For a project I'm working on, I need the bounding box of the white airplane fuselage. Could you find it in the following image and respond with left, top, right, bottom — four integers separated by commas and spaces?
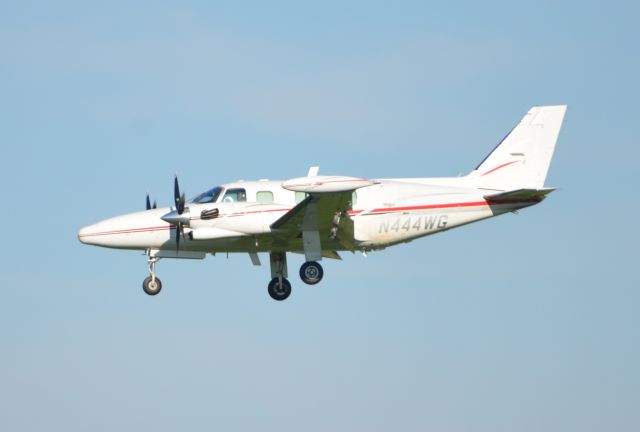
78, 178, 530, 253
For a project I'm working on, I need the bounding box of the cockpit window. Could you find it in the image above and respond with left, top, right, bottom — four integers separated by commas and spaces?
191, 186, 223, 204
222, 188, 247, 202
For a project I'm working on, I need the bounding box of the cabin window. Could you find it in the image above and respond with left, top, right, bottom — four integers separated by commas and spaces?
256, 191, 274, 204
222, 188, 247, 202
295, 191, 308, 204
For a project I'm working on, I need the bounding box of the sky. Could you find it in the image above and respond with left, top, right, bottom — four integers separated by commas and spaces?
1, 1, 639, 431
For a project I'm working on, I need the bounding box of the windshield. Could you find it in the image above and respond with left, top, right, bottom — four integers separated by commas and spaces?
191, 186, 224, 204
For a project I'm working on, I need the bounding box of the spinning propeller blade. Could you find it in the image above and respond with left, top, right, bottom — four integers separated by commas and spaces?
171, 175, 188, 249
176, 222, 187, 251
174, 176, 185, 214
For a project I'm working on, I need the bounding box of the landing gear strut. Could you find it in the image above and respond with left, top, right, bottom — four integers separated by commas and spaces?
143, 256, 162, 296
268, 252, 291, 301
300, 261, 323, 285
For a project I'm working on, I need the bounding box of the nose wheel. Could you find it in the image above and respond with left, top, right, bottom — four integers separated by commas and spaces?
300, 261, 323, 285
143, 256, 162, 296
143, 276, 162, 295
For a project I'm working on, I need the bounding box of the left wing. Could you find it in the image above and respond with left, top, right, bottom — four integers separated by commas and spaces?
270, 192, 354, 249
271, 175, 375, 257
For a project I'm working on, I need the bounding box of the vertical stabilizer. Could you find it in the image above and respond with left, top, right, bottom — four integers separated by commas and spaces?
468, 105, 567, 190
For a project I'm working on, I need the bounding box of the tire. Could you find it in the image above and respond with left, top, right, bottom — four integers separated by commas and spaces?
268, 277, 292, 301
299, 261, 324, 285
142, 276, 162, 296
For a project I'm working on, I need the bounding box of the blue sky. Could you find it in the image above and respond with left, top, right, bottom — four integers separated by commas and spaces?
1, 1, 639, 431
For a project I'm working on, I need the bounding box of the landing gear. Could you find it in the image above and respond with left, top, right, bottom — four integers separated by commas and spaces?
265, 253, 326, 300
268, 252, 291, 301
143, 276, 162, 295
300, 261, 323, 285
143, 255, 162, 296
268, 277, 291, 301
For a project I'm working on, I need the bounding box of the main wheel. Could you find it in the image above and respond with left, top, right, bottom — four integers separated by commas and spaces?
142, 276, 162, 296
268, 277, 292, 301
299, 261, 324, 285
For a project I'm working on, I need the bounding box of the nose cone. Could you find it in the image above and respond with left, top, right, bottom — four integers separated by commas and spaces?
78, 222, 107, 245
78, 225, 93, 244
161, 209, 190, 226
78, 208, 171, 249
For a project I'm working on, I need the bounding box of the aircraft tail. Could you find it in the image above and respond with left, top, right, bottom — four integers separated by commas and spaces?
467, 105, 567, 191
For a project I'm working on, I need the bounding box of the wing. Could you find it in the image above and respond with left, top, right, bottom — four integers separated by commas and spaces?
270, 191, 356, 252
271, 174, 376, 258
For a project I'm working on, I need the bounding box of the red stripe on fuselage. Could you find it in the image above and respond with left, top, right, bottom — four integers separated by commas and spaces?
367, 201, 488, 214
79, 225, 173, 237
80, 208, 292, 237
80, 199, 532, 237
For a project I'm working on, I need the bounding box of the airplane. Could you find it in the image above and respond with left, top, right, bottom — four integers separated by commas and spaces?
78, 105, 567, 301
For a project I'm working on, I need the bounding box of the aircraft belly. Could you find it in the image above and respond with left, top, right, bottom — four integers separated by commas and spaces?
166, 235, 347, 254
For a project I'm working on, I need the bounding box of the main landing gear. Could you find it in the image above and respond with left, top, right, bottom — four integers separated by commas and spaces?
268, 252, 290, 301
143, 256, 162, 296
268, 277, 292, 301
300, 261, 324, 285
267, 252, 324, 301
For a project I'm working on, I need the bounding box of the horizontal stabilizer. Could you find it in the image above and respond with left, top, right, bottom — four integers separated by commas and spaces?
484, 188, 555, 205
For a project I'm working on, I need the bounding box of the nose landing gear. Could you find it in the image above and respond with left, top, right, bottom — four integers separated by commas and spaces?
142, 256, 162, 296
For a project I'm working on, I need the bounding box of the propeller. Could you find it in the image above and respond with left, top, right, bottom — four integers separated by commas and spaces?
174, 176, 186, 250
145, 194, 157, 210
174, 176, 186, 215
161, 176, 190, 250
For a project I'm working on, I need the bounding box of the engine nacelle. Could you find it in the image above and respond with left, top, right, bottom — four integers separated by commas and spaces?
189, 227, 246, 241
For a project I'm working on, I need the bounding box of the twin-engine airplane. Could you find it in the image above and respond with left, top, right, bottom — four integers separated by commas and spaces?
79, 105, 567, 301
